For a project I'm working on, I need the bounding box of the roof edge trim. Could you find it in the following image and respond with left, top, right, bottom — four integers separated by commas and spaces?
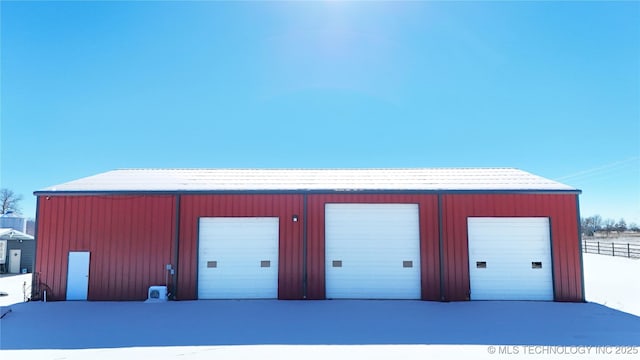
34, 189, 582, 196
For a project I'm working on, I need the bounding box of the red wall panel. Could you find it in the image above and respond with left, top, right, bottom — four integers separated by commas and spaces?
305, 194, 440, 300
177, 194, 304, 300
440, 193, 582, 302
35, 195, 176, 300
35, 192, 581, 303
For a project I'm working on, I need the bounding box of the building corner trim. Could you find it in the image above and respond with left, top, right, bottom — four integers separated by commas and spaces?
31, 196, 41, 300
576, 195, 586, 302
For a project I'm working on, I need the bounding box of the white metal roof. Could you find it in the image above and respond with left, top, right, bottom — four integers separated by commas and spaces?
0, 228, 34, 241
36, 168, 578, 193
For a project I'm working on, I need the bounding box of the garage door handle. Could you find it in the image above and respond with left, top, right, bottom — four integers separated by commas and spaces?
476, 261, 487, 268
332, 260, 342, 268
403, 261, 413, 268
532, 261, 542, 269
261, 260, 271, 268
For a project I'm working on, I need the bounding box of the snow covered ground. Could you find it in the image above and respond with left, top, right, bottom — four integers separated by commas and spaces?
0, 254, 638, 359
0, 273, 31, 308
583, 253, 640, 316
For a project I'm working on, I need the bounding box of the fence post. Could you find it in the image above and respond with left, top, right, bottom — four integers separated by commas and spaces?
629, 243, 631, 258
597, 241, 600, 254
612, 243, 615, 257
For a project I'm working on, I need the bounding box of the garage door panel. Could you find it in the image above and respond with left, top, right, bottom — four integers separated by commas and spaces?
468, 217, 553, 300
325, 204, 421, 299
198, 217, 279, 299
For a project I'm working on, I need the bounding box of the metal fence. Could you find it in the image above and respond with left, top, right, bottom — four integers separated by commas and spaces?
582, 239, 640, 259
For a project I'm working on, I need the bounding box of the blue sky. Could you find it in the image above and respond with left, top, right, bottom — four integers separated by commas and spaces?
1, 1, 638, 223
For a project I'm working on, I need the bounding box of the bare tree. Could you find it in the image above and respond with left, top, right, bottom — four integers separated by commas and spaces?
581, 215, 604, 236
603, 218, 616, 237
0, 188, 23, 215
581, 217, 594, 236
615, 218, 627, 233
591, 215, 603, 231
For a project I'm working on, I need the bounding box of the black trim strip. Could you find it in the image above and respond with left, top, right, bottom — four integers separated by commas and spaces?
437, 193, 446, 301
548, 217, 556, 301
576, 195, 586, 302
31, 196, 40, 299
195, 217, 201, 299
34, 189, 582, 196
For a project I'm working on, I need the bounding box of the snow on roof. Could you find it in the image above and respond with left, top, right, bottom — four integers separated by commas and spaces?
0, 228, 34, 241
35, 168, 578, 194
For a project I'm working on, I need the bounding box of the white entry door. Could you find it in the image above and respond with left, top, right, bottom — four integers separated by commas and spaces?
198, 217, 279, 299
66, 251, 90, 300
8, 249, 21, 274
325, 203, 421, 299
468, 217, 553, 300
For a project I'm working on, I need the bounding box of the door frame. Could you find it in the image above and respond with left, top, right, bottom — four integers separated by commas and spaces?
467, 217, 554, 300
66, 251, 91, 300
8, 249, 21, 274
324, 203, 422, 299
197, 217, 280, 299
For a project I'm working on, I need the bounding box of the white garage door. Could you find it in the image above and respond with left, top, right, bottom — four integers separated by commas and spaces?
325, 203, 421, 299
468, 217, 553, 300
198, 217, 279, 299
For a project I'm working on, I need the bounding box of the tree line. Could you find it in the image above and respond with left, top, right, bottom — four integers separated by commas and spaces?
581, 215, 639, 237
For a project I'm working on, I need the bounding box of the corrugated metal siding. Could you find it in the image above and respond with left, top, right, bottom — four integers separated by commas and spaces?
306, 194, 440, 300
34, 192, 581, 302
177, 194, 304, 300
440, 194, 582, 302
35, 195, 175, 300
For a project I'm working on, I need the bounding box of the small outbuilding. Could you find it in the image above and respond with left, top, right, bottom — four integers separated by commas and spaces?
33, 168, 584, 302
0, 228, 35, 274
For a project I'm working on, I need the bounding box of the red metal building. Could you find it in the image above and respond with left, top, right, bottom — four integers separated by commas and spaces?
33, 169, 583, 302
